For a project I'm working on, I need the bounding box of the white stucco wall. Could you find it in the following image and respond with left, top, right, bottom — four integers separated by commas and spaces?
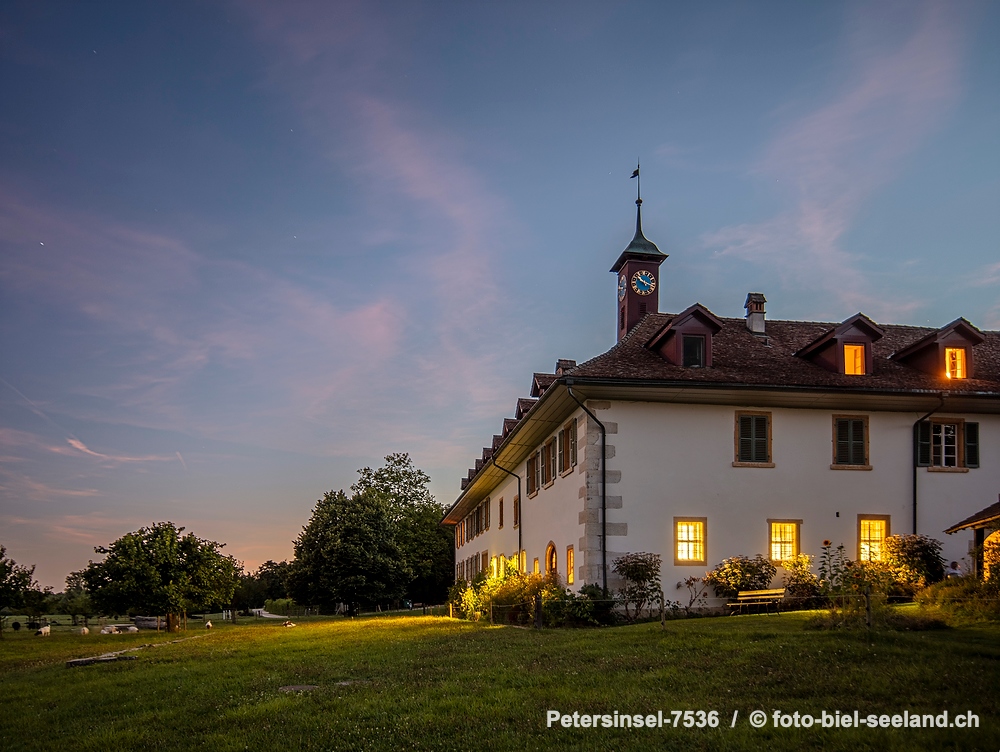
454, 399, 998, 604
603, 401, 997, 598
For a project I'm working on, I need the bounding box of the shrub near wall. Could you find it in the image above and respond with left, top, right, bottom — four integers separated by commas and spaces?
704, 555, 776, 599
916, 577, 1000, 624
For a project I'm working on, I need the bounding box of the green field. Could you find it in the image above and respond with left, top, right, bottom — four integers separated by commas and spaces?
1, 610, 998, 751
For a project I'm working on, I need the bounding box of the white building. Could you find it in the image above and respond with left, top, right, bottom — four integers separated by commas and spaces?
443, 196, 1000, 600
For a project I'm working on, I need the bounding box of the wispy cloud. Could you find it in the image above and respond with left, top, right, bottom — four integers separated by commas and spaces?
702, 2, 965, 320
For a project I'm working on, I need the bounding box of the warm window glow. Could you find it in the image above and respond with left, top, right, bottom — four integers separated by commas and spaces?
945, 348, 966, 379
490, 556, 498, 578
520, 550, 526, 573
770, 522, 797, 561
676, 521, 705, 562
859, 519, 887, 561
533, 557, 540, 574
566, 547, 575, 584
545, 544, 557, 574
844, 344, 865, 375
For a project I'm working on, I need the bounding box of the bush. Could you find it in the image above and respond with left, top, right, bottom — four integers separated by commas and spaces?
817, 542, 895, 627
704, 555, 776, 599
780, 553, 819, 607
263, 598, 297, 616
448, 560, 617, 627
883, 534, 945, 595
612, 552, 662, 621
916, 576, 1000, 624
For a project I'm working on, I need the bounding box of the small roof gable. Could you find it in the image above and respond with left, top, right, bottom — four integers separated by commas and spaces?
502, 417, 519, 436
795, 313, 885, 359
531, 373, 557, 398
944, 497, 1000, 534
646, 303, 723, 351
891, 317, 985, 362
515, 398, 537, 419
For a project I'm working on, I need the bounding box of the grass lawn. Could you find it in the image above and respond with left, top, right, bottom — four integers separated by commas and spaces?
1, 609, 998, 751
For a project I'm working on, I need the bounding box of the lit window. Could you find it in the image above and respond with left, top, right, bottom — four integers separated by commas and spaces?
545, 543, 557, 574
533, 557, 540, 574
858, 516, 889, 561
683, 335, 705, 367
735, 412, 771, 465
674, 518, 707, 565
769, 520, 800, 561
945, 347, 966, 379
490, 556, 498, 578
844, 344, 865, 375
520, 550, 526, 573
833, 416, 868, 467
566, 546, 575, 584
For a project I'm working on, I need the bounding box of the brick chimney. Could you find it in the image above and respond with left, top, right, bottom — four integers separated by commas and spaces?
744, 293, 766, 335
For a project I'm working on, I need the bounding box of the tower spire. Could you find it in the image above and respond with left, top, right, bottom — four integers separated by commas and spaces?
612, 161, 668, 341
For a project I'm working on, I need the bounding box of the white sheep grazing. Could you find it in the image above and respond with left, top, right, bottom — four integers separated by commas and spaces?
35, 625, 51, 637
100, 625, 120, 635
126, 625, 139, 633
205, 620, 212, 630
79, 627, 89, 635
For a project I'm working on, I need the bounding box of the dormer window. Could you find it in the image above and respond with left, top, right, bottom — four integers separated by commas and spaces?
683, 335, 705, 367
794, 313, 883, 376
844, 344, 866, 375
647, 304, 723, 368
945, 347, 966, 379
891, 318, 983, 379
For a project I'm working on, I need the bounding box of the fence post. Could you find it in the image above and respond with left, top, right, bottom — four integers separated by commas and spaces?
449, 603, 453, 619
659, 589, 666, 629
534, 593, 543, 630
864, 586, 872, 629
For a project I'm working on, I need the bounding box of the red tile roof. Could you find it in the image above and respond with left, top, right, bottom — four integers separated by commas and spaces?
569, 314, 1000, 393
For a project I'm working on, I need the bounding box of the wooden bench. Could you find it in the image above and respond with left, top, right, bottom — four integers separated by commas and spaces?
728, 588, 786, 616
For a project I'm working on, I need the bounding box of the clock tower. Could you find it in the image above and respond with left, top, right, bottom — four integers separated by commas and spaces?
610, 178, 667, 341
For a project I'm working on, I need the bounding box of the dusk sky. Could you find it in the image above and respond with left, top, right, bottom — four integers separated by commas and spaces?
2, 1, 998, 589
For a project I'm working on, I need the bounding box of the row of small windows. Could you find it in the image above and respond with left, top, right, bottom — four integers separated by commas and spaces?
735, 412, 980, 469
673, 516, 891, 566
456, 545, 575, 585
527, 418, 578, 496
456, 496, 523, 549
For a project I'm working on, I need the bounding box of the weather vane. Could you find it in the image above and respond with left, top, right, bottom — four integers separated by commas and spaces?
630, 160, 641, 205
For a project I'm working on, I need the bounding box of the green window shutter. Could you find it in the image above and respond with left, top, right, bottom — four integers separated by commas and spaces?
915, 422, 931, 467
835, 419, 850, 464
739, 415, 769, 462
850, 419, 866, 465
739, 415, 753, 462
569, 419, 577, 466
964, 422, 980, 468
753, 415, 769, 463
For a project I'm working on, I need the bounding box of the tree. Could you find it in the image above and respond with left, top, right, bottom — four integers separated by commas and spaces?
0, 545, 37, 638
83, 522, 241, 632
58, 570, 95, 627
353, 453, 455, 604
287, 490, 408, 615
231, 560, 292, 613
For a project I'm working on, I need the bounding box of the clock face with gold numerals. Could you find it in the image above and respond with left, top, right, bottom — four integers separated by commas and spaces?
631, 269, 656, 296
